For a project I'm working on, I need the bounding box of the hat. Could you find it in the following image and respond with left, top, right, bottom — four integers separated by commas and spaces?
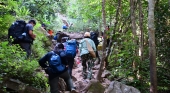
84, 32, 90, 37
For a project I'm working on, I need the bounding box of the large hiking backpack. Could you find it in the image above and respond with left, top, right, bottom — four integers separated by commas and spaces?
90, 32, 99, 46
49, 51, 65, 73
8, 20, 27, 44
65, 39, 77, 58
54, 31, 69, 42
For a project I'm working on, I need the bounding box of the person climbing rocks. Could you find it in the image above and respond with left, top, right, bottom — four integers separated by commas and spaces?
79, 32, 96, 80
61, 37, 78, 78
90, 30, 101, 64
53, 31, 69, 43
38, 43, 77, 93
19, 19, 36, 58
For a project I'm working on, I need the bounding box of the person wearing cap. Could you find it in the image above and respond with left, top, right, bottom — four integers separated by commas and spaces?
79, 32, 96, 79
38, 43, 77, 93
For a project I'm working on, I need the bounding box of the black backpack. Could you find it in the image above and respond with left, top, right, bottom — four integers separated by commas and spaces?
55, 31, 69, 42
8, 20, 27, 44
90, 32, 99, 46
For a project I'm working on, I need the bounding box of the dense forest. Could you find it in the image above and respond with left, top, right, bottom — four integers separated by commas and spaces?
0, 0, 170, 93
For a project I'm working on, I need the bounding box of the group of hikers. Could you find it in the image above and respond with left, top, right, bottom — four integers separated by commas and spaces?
8, 20, 101, 93
39, 30, 100, 93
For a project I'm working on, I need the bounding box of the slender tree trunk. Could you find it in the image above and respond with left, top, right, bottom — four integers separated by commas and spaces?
107, 0, 121, 57
130, 0, 137, 36
130, 0, 139, 77
130, 0, 138, 77
139, 0, 144, 62
148, 0, 157, 93
96, 0, 106, 81
138, 0, 144, 81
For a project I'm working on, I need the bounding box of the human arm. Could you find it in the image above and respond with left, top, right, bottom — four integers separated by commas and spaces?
29, 30, 36, 40
27, 24, 36, 39
38, 53, 50, 68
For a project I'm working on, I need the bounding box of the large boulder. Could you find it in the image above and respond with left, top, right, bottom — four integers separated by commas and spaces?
105, 81, 140, 93
87, 81, 105, 93
64, 32, 84, 39
0, 79, 42, 93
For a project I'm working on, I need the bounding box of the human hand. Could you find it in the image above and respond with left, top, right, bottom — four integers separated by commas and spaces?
43, 67, 49, 74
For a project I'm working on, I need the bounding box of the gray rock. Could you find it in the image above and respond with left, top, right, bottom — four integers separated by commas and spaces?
101, 70, 111, 78
105, 81, 140, 93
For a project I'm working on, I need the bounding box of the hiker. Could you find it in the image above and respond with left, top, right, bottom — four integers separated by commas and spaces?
62, 37, 78, 77
19, 19, 36, 58
61, 37, 70, 49
41, 23, 47, 30
53, 31, 69, 43
38, 43, 77, 93
90, 30, 101, 63
106, 25, 110, 47
47, 29, 54, 41
48, 29, 54, 36
63, 25, 68, 30
79, 32, 96, 79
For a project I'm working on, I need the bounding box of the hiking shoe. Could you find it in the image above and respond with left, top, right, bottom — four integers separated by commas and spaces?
83, 74, 87, 79
83, 76, 87, 79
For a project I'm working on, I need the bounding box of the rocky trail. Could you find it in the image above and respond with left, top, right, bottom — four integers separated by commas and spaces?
60, 52, 141, 93
0, 13, 141, 93
44, 13, 141, 92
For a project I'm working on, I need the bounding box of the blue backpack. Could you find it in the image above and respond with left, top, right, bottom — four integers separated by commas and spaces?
49, 51, 65, 73
65, 40, 77, 58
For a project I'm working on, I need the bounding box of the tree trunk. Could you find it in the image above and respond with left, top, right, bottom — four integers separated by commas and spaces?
148, 0, 157, 93
96, 0, 106, 81
138, 0, 144, 63
107, 0, 121, 60
138, 0, 144, 83
130, 0, 138, 77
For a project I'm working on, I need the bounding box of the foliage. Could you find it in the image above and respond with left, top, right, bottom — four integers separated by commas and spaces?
155, 0, 170, 90
106, 0, 170, 92
18, 0, 66, 30
0, 0, 170, 92
65, 0, 102, 32
0, 0, 16, 39
0, 42, 48, 90
0, 0, 52, 91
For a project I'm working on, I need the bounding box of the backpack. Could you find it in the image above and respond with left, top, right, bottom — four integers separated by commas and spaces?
65, 39, 77, 58
61, 37, 69, 43
8, 20, 27, 44
63, 25, 68, 29
49, 51, 65, 73
55, 31, 69, 42
90, 32, 99, 46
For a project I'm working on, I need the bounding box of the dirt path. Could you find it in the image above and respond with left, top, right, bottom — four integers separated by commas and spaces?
70, 53, 111, 93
